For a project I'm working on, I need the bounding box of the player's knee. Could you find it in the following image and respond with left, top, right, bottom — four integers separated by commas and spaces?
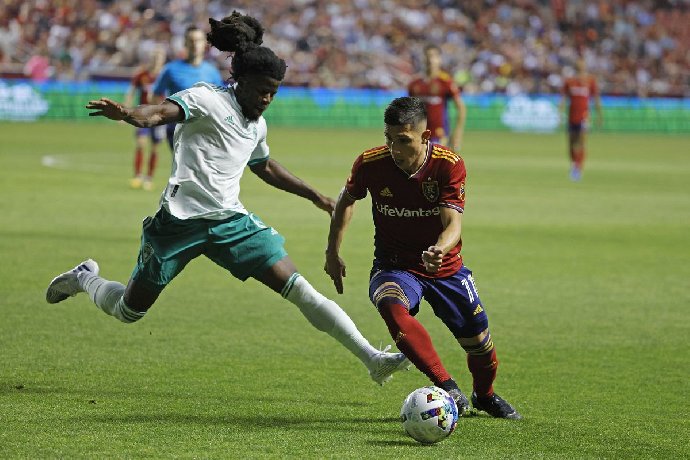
113, 297, 147, 324
372, 282, 410, 313
124, 282, 159, 312
458, 328, 494, 356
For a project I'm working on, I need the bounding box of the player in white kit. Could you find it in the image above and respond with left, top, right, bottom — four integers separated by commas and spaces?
46, 11, 409, 385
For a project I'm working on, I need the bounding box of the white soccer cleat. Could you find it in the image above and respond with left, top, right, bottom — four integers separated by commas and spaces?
45, 259, 99, 304
368, 345, 412, 386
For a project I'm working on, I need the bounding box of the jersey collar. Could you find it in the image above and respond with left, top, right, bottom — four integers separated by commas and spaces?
228, 83, 241, 112
409, 142, 431, 179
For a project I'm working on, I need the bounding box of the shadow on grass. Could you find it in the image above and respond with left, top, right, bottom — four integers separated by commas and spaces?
367, 439, 422, 447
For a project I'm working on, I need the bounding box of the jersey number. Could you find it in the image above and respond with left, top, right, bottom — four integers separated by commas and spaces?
461, 275, 479, 302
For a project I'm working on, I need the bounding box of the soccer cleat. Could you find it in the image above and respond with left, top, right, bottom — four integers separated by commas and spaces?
448, 388, 471, 416
45, 259, 99, 304
368, 345, 411, 385
130, 177, 143, 189
569, 166, 582, 182
471, 392, 522, 419
142, 179, 154, 191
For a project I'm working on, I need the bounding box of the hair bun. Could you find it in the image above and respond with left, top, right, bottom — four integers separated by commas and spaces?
207, 12, 263, 54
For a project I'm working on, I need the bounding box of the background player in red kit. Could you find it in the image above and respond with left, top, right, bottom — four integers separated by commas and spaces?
124, 47, 166, 190
408, 44, 466, 152
560, 59, 603, 181
324, 96, 521, 419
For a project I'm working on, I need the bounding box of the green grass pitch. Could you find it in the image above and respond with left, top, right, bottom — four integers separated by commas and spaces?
1, 121, 688, 458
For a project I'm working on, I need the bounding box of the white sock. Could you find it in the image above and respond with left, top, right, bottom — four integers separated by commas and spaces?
77, 273, 145, 323
282, 273, 379, 366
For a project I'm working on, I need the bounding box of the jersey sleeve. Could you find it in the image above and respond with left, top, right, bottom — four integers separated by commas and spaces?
166, 83, 213, 121
448, 79, 461, 97
440, 73, 460, 97
248, 119, 269, 165
344, 154, 367, 200
438, 158, 466, 213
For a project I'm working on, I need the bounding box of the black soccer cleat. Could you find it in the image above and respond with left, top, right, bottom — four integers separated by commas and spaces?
471, 392, 522, 419
447, 388, 471, 416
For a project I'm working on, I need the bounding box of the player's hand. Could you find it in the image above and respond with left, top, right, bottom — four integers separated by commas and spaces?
313, 194, 336, 215
422, 246, 443, 273
324, 252, 346, 294
86, 98, 128, 121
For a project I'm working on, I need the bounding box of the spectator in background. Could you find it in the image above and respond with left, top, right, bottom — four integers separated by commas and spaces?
124, 46, 166, 191
0, 7, 20, 64
1, 0, 687, 98
151, 25, 223, 152
560, 58, 603, 181
23, 42, 52, 82
408, 44, 466, 152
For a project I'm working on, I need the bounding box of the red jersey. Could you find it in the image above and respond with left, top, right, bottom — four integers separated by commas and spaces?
563, 76, 598, 124
408, 72, 461, 141
131, 69, 156, 105
345, 143, 466, 278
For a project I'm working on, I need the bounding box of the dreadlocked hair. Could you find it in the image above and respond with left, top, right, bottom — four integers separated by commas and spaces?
207, 11, 286, 81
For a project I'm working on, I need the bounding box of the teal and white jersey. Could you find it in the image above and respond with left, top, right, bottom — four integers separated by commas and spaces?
162, 82, 269, 220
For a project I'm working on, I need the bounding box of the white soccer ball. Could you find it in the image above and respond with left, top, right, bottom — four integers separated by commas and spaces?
400, 386, 459, 444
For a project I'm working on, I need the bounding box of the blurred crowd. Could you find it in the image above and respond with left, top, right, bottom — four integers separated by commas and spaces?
1, 0, 688, 96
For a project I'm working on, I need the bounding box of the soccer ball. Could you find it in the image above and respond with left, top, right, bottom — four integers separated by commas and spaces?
400, 386, 459, 444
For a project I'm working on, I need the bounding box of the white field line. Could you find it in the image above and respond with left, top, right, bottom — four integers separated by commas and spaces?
41, 154, 111, 173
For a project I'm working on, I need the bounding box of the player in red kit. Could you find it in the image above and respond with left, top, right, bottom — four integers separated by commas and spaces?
325, 97, 521, 419
408, 45, 466, 152
560, 59, 603, 181
124, 47, 166, 190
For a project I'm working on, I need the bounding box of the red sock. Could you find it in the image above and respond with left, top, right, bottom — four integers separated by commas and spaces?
147, 150, 158, 178
574, 147, 585, 170
378, 301, 451, 385
467, 348, 498, 399
134, 148, 143, 176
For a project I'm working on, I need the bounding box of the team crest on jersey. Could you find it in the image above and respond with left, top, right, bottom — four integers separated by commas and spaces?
422, 179, 439, 202
141, 242, 154, 265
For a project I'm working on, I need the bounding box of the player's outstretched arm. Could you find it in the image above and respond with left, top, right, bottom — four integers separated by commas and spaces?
324, 188, 357, 294
249, 159, 335, 214
85, 98, 183, 128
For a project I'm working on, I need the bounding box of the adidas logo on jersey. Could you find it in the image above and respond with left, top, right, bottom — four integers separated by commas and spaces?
380, 187, 393, 197
225, 115, 258, 139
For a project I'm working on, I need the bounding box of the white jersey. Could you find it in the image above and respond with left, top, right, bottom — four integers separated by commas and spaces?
162, 82, 269, 220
